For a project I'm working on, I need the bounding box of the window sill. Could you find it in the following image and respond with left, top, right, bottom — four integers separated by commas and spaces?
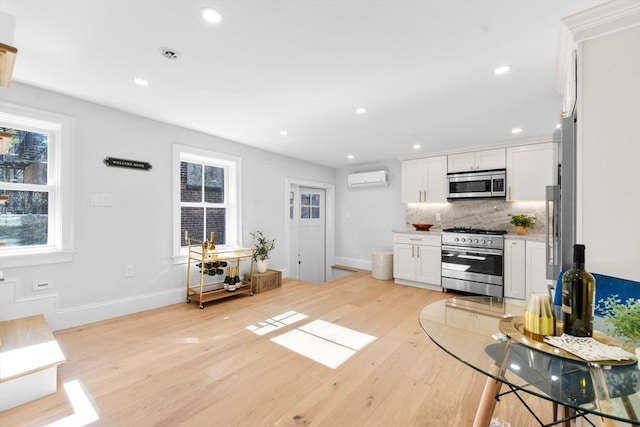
0, 248, 76, 268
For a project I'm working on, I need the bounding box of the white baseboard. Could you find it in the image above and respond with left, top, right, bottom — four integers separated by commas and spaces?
0, 278, 184, 331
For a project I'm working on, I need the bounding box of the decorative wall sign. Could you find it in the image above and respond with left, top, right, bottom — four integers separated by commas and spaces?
104, 157, 152, 171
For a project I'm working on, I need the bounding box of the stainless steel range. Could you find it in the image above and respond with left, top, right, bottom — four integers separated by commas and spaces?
441, 227, 506, 298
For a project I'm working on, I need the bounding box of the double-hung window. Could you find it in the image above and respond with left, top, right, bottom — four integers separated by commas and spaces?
172, 145, 240, 260
0, 102, 75, 267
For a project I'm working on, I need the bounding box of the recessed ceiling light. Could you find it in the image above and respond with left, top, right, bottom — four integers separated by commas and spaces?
556, 123, 561, 129
355, 107, 367, 115
279, 130, 288, 136
413, 144, 421, 150
511, 127, 523, 134
494, 65, 511, 75
347, 155, 355, 160
201, 7, 223, 24
133, 78, 149, 87
159, 47, 180, 60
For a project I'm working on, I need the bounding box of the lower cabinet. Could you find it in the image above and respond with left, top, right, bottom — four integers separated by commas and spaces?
393, 233, 441, 289
504, 238, 551, 300
504, 239, 527, 299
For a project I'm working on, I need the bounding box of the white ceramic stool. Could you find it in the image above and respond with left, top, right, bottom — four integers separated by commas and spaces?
371, 251, 393, 280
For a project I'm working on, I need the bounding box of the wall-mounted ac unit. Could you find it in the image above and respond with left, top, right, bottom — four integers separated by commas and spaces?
347, 170, 388, 188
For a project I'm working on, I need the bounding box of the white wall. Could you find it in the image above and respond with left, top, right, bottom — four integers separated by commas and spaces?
578, 25, 640, 281
0, 82, 335, 330
334, 160, 405, 269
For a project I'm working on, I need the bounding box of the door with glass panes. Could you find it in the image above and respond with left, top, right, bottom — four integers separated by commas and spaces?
298, 187, 326, 283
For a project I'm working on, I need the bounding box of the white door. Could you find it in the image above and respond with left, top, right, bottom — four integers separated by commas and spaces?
298, 187, 326, 283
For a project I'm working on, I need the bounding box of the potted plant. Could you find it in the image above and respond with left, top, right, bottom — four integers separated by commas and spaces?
598, 295, 640, 354
250, 230, 275, 273
509, 214, 536, 235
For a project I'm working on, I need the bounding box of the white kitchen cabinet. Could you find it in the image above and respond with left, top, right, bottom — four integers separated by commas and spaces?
504, 238, 551, 300
448, 148, 505, 173
401, 156, 447, 203
503, 239, 526, 299
393, 233, 441, 289
506, 143, 556, 201
525, 240, 549, 295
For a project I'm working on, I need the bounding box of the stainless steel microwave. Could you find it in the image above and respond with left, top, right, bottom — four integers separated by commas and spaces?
447, 169, 506, 199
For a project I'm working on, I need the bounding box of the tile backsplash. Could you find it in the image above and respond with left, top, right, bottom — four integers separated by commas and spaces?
405, 199, 546, 235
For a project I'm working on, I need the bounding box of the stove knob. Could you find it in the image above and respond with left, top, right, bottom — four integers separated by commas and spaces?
474, 239, 479, 244
481, 239, 486, 244
454, 237, 459, 242
488, 240, 493, 245
461, 238, 466, 242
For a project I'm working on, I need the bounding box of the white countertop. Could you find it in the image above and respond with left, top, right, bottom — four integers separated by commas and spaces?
393, 229, 442, 235
504, 233, 546, 242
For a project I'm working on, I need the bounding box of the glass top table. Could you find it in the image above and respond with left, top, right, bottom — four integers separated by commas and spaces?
419, 296, 639, 427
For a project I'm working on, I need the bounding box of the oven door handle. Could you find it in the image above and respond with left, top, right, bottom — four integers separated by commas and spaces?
441, 245, 503, 256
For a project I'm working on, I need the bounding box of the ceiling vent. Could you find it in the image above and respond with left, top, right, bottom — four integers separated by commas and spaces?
347, 170, 388, 188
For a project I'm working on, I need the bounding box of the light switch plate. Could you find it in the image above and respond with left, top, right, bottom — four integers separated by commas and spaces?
91, 194, 112, 206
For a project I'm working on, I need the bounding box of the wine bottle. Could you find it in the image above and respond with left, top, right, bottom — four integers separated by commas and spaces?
561, 244, 596, 337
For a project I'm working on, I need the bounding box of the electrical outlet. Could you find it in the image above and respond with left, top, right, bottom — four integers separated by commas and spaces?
435, 212, 441, 221
33, 280, 53, 291
124, 265, 134, 278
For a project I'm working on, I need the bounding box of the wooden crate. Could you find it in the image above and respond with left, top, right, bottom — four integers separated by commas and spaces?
244, 269, 282, 294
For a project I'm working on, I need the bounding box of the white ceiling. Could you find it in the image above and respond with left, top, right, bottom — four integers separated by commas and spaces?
1, 0, 602, 169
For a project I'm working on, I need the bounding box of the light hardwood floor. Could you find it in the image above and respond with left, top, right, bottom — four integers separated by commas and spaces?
0, 272, 553, 426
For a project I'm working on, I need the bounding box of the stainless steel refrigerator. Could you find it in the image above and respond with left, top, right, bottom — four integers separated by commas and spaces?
546, 116, 577, 281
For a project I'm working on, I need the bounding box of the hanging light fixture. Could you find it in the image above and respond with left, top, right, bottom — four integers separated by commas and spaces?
0, 43, 17, 87
0, 131, 12, 155
0, 11, 18, 88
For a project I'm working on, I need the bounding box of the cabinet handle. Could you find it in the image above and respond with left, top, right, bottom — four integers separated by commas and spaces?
412, 245, 415, 257
508, 186, 511, 200
418, 190, 422, 202
416, 246, 420, 258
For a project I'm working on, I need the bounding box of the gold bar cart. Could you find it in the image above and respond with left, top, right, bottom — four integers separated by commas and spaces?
185, 237, 255, 309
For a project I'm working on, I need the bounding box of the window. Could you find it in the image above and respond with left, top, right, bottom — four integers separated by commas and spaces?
173, 145, 240, 261
0, 102, 75, 267
301, 191, 321, 219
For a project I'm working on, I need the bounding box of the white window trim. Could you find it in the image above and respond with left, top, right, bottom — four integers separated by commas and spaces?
0, 102, 76, 268
172, 144, 242, 264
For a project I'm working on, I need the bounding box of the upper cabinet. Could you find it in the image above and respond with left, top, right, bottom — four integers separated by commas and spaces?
506, 143, 556, 201
401, 156, 447, 203
447, 148, 505, 173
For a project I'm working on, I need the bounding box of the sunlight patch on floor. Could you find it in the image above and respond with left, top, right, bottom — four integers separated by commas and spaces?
45, 380, 99, 427
246, 310, 309, 336
271, 319, 376, 369
0, 340, 65, 380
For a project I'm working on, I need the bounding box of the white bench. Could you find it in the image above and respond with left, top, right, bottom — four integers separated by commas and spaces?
0, 315, 66, 411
